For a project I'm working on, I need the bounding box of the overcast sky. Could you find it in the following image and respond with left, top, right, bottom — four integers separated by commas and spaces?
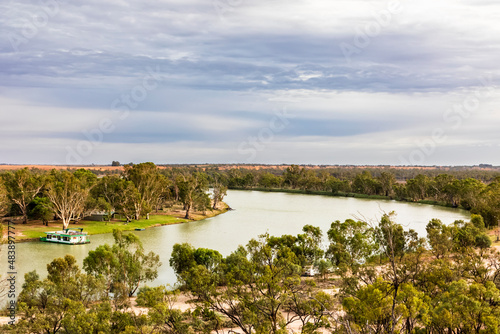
1, 0, 499, 165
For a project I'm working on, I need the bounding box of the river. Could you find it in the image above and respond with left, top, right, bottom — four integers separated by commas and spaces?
1, 190, 470, 293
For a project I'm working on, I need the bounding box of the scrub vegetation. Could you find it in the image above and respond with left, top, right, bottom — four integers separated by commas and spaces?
2, 213, 500, 333
2, 163, 500, 332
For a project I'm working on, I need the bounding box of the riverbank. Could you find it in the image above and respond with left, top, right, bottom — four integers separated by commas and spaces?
230, 187, 459, 209
230, 187, 500, 245
1, 203, 230, 242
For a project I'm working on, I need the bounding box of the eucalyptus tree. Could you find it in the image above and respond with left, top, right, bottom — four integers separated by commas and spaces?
352, 171, 381, 195
92, 175, 145, 222
427, 280, 500, 333
265, 225, 323, 269
124, 162, 169, 219
177, 171, 210, 219
342, 278, 430, 333
425, 218, 454, 259
325, 175, 350, 194
297, 224, 324, 266
378, 171, 396, 197
337, 213, 428, 334
28, 196, 53, 226
475, 176, 500, 228
430, 173, 456, 202
91, 175, 121, 212
456, 177, 486, 209
181, 235, 302, 333
170, 233, 336, 334
0, 179, 9, 217
226, 168, 255, 188
2, 168, 44, 223
405, 174, 431, 201
210, 172, 228, 210
374, 213, 427, 334
326, 219, 377, 278
16, 255, 107, 334
299, 169, 323, 191
45, 169, 97, 229
258, 172, 283, 189
84, 229, 161, 297
283, 164, 303, 189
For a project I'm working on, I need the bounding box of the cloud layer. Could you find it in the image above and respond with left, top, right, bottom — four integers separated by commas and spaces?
1, 0, 499, 165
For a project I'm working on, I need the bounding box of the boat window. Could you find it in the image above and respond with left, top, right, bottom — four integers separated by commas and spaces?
57, 236, 61, 240
47, 235, 51, 239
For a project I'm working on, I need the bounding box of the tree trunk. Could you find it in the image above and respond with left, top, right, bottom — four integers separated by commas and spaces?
184, 204, 191, 219
62, 218, 70, 230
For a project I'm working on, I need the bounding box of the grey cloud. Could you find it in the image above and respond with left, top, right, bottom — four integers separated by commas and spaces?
2, 0, 500, 164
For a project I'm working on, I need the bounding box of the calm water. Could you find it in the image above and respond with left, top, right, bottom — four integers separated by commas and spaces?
1, 190, 470, 294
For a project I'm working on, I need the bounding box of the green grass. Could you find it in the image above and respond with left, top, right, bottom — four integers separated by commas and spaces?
8, 203, 230, 242
20, 226, 59, 239
77, 215, 188, 235
13, 215, 189, 241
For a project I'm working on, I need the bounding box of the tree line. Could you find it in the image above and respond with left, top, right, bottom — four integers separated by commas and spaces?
2, 163, 500, 229
3, 213, 499, 333
220, 165, 500, 228
0, 163, 228, 229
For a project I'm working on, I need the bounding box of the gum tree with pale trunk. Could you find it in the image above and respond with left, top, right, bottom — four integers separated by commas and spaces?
46, 169, 96, 230
124, 162, 167, 219
2, 168, 43, 224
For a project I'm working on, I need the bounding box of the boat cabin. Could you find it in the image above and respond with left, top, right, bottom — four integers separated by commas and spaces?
40, 228, 90, 245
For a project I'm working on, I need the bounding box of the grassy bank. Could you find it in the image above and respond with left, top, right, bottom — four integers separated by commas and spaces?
4, 203, 230, 242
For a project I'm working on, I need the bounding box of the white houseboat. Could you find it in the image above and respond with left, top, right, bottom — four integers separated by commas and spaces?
40, 228, 90, 245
